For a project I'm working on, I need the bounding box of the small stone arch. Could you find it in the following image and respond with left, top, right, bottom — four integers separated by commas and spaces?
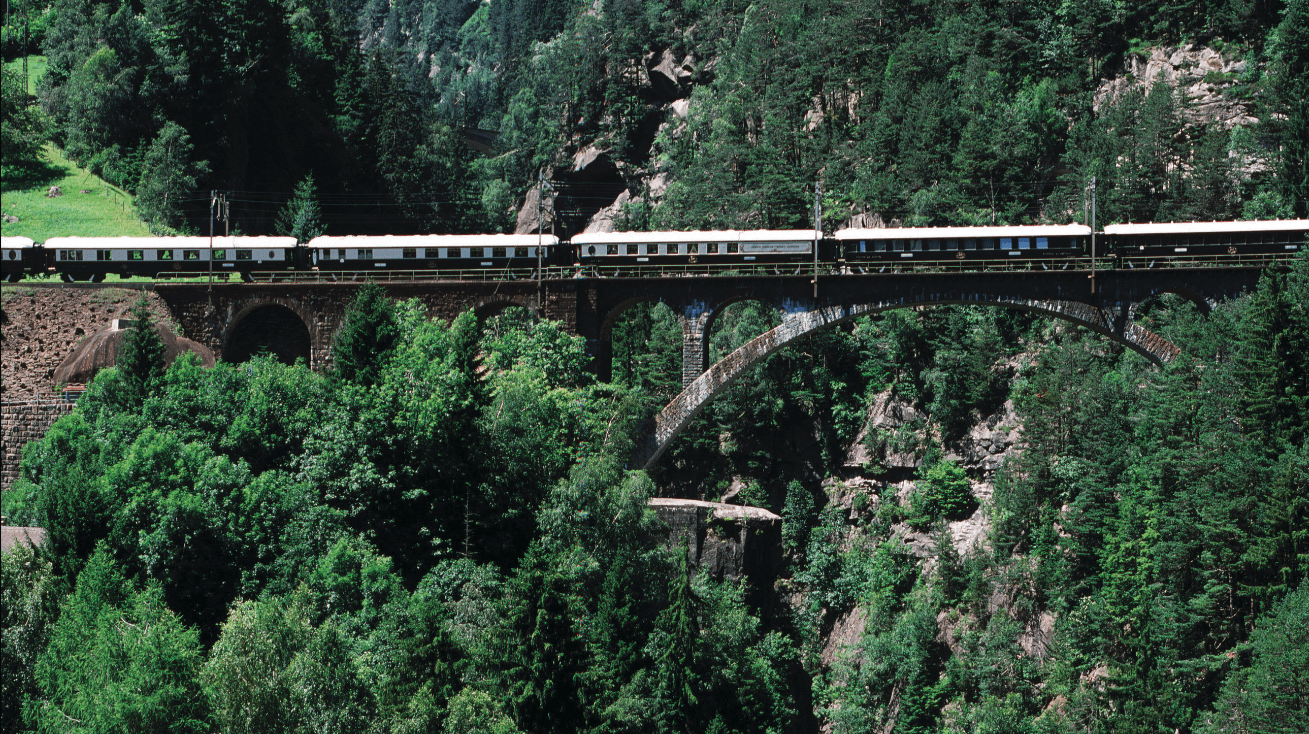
635, 294, 1181, 470
222, 300, 315, 367
473, 298, 539, 327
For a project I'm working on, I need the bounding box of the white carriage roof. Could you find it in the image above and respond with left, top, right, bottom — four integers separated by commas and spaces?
307, 234, 560, 247
835, 224, 1092, 240
43, 236, 298, 248
1103, 220, 1309, 235
571, 230, 817, 244
1, 237, 36, 249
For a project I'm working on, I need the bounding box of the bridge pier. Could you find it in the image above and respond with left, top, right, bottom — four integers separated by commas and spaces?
680, 304, 713, 387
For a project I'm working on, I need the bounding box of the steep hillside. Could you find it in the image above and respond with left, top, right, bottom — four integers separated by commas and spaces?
8, 0, 1305, 235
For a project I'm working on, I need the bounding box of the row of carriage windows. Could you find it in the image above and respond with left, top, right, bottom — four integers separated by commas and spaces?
587, 243, 738, 256
855, 237, 1065, 253
58, 249, 274, 261
321, 247, 536, 259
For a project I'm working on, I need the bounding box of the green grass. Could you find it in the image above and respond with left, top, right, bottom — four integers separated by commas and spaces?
1, 144, 152, 243
3, 54, 46, 95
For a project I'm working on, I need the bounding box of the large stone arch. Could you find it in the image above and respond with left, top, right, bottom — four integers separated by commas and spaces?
595, 296, 673, 383
473, 297, 539, 325
636, 293, 1181, 470
222, 298, 317, 367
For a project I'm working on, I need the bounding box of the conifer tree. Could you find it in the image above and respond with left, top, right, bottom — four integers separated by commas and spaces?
331, 282, 399, 387
116, 294, 166, 407
276, 173, 326, 243
656, 550, 698, 732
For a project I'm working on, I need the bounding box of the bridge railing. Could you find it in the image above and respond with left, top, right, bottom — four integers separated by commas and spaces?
234, 252, 1297, 283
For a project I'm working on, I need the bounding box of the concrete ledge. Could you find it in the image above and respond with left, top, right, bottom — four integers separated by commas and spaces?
648, 497, 781, 522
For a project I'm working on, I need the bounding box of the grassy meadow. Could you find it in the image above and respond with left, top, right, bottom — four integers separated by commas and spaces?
1, 144, 152, 243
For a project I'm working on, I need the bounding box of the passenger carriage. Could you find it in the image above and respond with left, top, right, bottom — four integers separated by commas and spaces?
41, 236, 298, 281
573, 230, 819, 267
1104, 220, 1308, 260
305, 234, 561, 272
1, 237, 40, 282
836, 224, 1092, 262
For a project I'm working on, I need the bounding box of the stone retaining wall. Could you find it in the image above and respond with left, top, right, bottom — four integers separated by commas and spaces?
1, 401, 75, 492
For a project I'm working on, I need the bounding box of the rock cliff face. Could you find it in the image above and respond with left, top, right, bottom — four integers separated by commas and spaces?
1095, 45, 1257, 129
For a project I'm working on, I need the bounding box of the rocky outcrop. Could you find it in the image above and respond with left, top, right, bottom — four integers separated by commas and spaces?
650, 498, 783, 607
846, 390, 929, 469
1095, 44, 1257, 129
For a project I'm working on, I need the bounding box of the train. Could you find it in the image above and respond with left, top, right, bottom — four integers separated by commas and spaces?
2, 220, 1305, 282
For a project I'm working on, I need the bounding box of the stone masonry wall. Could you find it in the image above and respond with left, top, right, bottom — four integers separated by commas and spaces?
2, 402, 76, 492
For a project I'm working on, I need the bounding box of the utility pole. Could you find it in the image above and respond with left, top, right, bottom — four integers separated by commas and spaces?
1088, 176, 1097, 295
537, 171, 552, 303
813, 183, 821, 297
208, 190, 216, 292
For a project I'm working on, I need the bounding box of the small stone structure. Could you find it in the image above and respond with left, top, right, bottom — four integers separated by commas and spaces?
1, 401, 75, 491
649, 498, 782, 598
1, 523, 47, 553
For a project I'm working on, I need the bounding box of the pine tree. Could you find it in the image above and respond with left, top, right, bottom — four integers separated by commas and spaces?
116, 294, 166, 407
276, 173, 326, 243
331, 282, 399, 387
656, 550, 698, 732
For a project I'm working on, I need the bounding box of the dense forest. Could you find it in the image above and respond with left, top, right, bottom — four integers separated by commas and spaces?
3, 0, 1307, 235
3, 0, 1309, 732
3, 252, 1308, 732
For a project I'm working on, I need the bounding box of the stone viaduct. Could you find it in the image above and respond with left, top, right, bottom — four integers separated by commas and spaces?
150, 265, 1266, 468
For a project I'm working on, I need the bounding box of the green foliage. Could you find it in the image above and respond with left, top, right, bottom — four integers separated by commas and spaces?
907, 459, 975, 530
1, 543, 64, 734
134, 122, 208, 233
115, 295, 166, 407
331, 282, 400, 387
1, 64, 47, 177
782, 479, 815, 551
443, 688, 522, 734
1203, 581, 1309, 733
276, 172, 326, 243
32, 547, 210, 732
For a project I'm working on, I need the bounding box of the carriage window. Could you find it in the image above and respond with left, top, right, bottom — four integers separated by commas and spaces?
425, 248, 439, 258
1018, 238, 1030, 250
588, 246, 597, 256
213, 250, 225, 260
98, 250, 113, 260
707, 243, 719, 253
268, 251, 277, 259
403, 248, 417, 258
875, 241, 887, 252
607, 245, 618, 255
963, 239, 977, 250
492, 247, 506, 258
626, 244, 638, 255
646, 244, 658, 255
184, 250, 200, 260
515, 247, 529, 257
128, 250, 144, 260
469, 247, 483, 258
688, 243, 699, 254
157, 250, 173, 260
927, 240, 940, 251
336, 249, 345, 259
980, 239, 995, 250
6, 250, 14, 260
911, 240, 923, 251
668, 243, 679, 255
237, 250, 253, 260
999, 238, 1013, 250
727, 243, 739, 253
1036, 237, 1048, 249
